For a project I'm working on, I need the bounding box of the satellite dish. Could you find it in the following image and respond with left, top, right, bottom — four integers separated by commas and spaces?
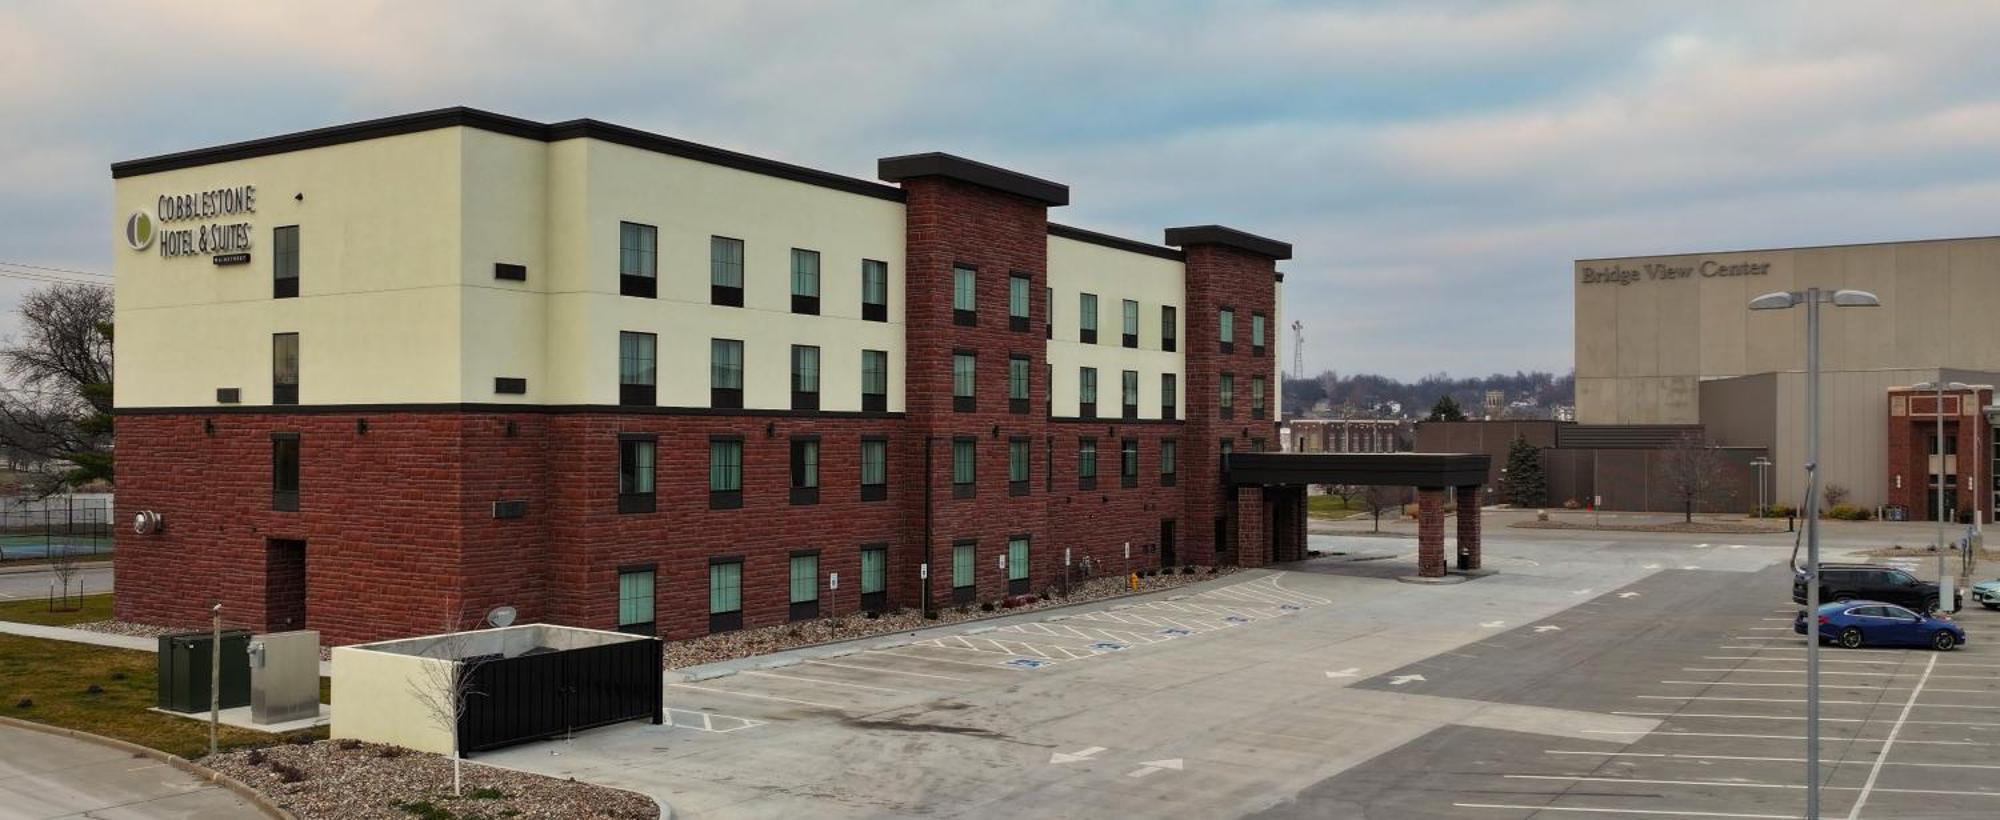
487, 606, 517, 628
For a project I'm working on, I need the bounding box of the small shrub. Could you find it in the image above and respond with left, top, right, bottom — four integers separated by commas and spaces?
269, 761, 307, 783
334, 738, 361, 751
923, 609, 940, 620
1827, 504, 1873, 521
374, 745, 406, 759
84, 684, 103, 696
467, 786, 506, 800
287, 732, 316, 746
1823, 483, 1850, 510
864, 611, 879, 620
14, 698, 31, 710
979, 602, 995, 612
110, 671, 128, 681
392, 800, 452, 820
245, 748, 267, 766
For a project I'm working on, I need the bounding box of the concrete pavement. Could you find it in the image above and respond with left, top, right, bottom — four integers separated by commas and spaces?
0, 722, 263, 819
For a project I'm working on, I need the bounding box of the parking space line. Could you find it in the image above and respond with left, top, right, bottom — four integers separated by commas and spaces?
1637, 695, 1875, 705
1682, 667, 1898, 676
802, 659, 972, 683
868, 648, 1032, 671
1546, 749, 2000, 770
1453, 803, 1801, 818
1705, 655, 1902, 666
741, 669, 911, 696
667, 682, 851, 712
1847, 653, 1939, 820
1657, 679, 1911, 690
1614, 711, 1870, 723
1504, 774, 2000, 797
1581, 729, 1998, 746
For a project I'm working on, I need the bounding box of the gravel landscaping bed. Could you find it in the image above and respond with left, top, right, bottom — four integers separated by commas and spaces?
665, 566, 1238, 669
1511, 519, 1787, 535
67, 619, 184, 638
208, 739, 657, 820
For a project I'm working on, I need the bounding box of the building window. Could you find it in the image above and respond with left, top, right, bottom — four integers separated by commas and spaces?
1251, 376, 1266, 419
862, 349, 888, 412
791, 248, 820, 315
1251, 437, 1267, 452
1079, 367, 1098, 419
709, 558, 743, 633
709, 437, 743, 509
790, 437, 819, 505
1079, 293, 1098, 344
1078, 437, 1098, 490
1009, 437, 1030, 496
1219, 373, 1235, 418
711, 338, 743, 409
618, 566, 655, 635
1007, 536, 1030, 594
271, 433, 299, 512
1161, 305, 1177, 352
1121, 370, 1139, 420
1219, 308, 1235, 353
1161, 373, 1177, 421
619, 331, 656, 407
618, 435, 656, 514
710, 236, 744, 307
791, 345, 821, 411
953, 265, 977, 326
953, 351, 977, 412
789, 552, 820, 621
1009, 274, 1031, 332
619, 221, 656, 298
1045, 286, 1054, 339
1161, 439, 1178, 486
272, 332, 299, 405
952, 540, 976, 603
952, 436, 976, 498
273, 225, 299, 299
1008, 355, 1030, 414
1122, 300, 1139, 348
860, 437, 888, 501
862, 259, 889, 322
860, 544, 888, 611
1121, 438, 1139, 488
1252, 313, 1267, 355
1045, 435, 1055, 492
1220, 437, 1234, 472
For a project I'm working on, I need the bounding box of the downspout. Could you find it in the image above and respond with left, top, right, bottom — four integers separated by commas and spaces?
923, 434, 934, 617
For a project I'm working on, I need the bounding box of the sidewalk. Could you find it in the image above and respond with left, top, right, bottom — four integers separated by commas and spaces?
0, 721, 265, 819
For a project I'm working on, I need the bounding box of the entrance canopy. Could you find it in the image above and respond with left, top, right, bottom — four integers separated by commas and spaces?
1226, 452, 1492, 579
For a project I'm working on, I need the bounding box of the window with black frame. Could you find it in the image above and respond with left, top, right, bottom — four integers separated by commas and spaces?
709, 558, 742, 633
791, 345, 820, 411
617, 566, 655, 635
1009, 355, 1030, 414
711, 339, 743, 409
1009, 274, 1031, 332
791, 248, 820, 315
1121, 438, 1139, 488
790, 437, 819, 505
789, 552, 820, 621
1009, 437, 1030, 496
619, 221, 656, 298
1079, 292, 1098, 343
1122, 299, 1139, 348
618, 434, 656, 513
709, 437, 743, 509
859, 544, 888, 612
271, 332, 299, 405
952, 437, 977, 498
862, 349, 888, 412
1161, 373, 1177, 420
953, 265, 977, 325
1078, 438, 1098, 490
273, 225, 299, 298
860, 437, 888, 501
953, 351, 976, 412
710, 236, 744, 307
1007, 536, 1030, 595
862, 259, 889, 321
271, 433, 300, 511
1122, 370, 1139, 420
619, 331, 656, 406
1079, 367, 1097, 418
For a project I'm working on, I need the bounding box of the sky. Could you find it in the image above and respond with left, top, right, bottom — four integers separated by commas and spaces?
5, 1, 2000, 381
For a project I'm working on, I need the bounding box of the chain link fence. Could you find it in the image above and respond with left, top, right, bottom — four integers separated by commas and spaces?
0, 494, 113, 561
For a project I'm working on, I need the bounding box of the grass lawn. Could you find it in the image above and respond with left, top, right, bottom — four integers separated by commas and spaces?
0, 592, 114, 626
1306, 495, 1371, 518
0, 551, 113, 568
0, 633, 328, 759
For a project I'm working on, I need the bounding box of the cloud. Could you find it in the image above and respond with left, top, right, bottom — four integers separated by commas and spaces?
5, 1, 2000, 381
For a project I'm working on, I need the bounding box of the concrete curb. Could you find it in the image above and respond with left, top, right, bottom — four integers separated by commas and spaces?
0, 715, 297, 819
0, 559, 114, 576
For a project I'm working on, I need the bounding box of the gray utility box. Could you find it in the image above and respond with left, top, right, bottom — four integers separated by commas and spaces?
249, 630, 321, 724
157, 630, 251, 713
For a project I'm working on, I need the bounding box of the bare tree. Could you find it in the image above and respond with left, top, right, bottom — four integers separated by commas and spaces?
407, 611, 487, 797
1822, 483, 1850, 511
1363, 485, 1402, 533
1658, 432, 1732, 523
48, 546, 80, 611
1326, 484, 1360, 512
0, 284, 114, 492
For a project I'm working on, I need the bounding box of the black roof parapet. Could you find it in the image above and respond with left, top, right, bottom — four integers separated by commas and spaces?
1163, 225, 1292, 260
877, 152, 1069, 206
1226, 452, 1490, 488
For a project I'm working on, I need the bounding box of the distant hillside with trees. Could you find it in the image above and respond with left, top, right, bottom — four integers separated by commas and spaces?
1282, 369, 1574, 419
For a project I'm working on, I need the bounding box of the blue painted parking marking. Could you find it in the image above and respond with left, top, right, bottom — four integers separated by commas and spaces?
1158, 627, 1193, 636
1090, 642, 1129, 652
1224, 615, 1251, 624
1004, 657, 1050, 670
1279, 603, 1302, 612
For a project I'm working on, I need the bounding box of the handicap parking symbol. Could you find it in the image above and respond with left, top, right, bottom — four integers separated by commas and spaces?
1157, 627, 1193, 636
1004, 657, 1050, 669
1223, 615, 1250, 624
1279, 604, 1301, 612
1089, 641, 1129, 652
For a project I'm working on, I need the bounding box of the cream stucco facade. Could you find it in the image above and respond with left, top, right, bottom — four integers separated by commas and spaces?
1576, 236, 2000, 508
1047, 235, 1187, 419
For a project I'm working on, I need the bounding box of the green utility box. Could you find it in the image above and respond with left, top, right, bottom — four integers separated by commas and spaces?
156, 630, 252, 713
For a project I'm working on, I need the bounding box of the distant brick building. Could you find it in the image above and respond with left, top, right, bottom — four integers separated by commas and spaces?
1284, 418, 1408, 454
111, 109, 1293, 645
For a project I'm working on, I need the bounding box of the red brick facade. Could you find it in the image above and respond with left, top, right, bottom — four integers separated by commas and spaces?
1886, 387, 1992, 523
114, 161, 1291, 647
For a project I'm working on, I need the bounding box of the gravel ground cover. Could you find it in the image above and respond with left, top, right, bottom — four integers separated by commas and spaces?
665, 566, 1237, 668
67, 618, 184, 638
1511, 519, 1786, 535
208, 739, 658, 820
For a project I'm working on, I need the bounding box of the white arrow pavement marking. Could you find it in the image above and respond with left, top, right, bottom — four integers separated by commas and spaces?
1389, 674, 1427, 686
1694, 543, 1711, 549
1682, 566, 1701, 571
1049, 746, 1106, 764
1535, 625, 1564, 633
1728, 544, 1746, 550
1642, 564, 1662, 570
1618, 592, 1641, 599
1571, 589, 1593, 596
1325, 667, 1360, 678
1127, 759, 1184, 778
1480, 620, 1507, 628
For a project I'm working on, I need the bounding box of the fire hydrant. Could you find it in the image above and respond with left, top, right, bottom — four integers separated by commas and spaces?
1129, 572, 1139, 591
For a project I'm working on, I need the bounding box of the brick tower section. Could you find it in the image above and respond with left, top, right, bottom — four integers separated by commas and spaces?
890, 162, 1061, 613
1416, 487, 1447, 577
1886, 386, 1992, 523
1177, 238, 1283, 566
1455, 484, 1482, 570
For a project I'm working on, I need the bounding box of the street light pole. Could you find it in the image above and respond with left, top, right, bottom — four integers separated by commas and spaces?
1913, 378, 1972, 611
1751, 457, 1772, 518
1751, 286, 1880, 820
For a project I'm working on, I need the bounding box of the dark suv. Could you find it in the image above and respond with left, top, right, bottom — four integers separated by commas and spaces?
1792, 563, 1960, 612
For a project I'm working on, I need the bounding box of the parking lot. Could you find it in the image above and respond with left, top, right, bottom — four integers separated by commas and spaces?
483, 526, 1998, 819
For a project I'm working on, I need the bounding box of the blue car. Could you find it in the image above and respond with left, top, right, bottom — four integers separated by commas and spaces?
1794, 601, 1967, 651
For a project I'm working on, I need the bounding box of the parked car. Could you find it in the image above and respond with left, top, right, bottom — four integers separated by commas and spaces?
1794, 601, 1966, 650
1791, 562, 1960, 612
1974, 577, 2000, 610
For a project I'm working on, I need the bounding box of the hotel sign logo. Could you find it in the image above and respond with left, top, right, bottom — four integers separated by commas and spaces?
128, 185, 256, 265
1579, 259, 1771, 286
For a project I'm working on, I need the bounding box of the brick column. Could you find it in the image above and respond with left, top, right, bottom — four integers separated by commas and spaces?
1456, 484, 1482, 571
1417, 486, 1446, 578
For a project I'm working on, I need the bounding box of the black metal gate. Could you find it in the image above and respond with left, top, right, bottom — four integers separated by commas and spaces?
457, 637, 662, 755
